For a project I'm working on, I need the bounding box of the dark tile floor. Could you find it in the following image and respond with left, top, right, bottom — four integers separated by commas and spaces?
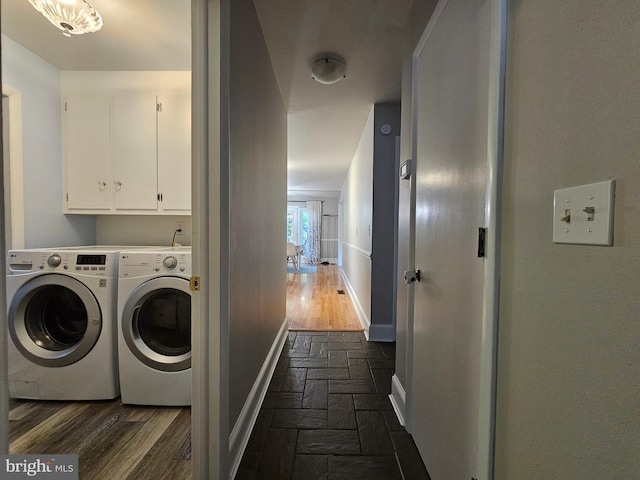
235, 331, 431, 480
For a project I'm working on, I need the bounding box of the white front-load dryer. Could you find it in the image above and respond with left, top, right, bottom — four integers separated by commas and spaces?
117, 247, 192, 406
6, 248, 121, 400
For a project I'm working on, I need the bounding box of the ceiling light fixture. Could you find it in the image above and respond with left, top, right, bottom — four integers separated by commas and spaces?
29, 0, 103, 38
310, 56, 347, 85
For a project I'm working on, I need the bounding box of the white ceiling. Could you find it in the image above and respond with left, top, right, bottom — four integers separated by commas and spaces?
1, 0, 413, 197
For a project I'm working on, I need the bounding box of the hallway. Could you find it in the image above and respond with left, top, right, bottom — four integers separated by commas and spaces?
235, 331, 429, 479
286, 264, 363, 332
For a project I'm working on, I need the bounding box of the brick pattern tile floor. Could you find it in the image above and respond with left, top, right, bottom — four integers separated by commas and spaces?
235, 331, 430, 480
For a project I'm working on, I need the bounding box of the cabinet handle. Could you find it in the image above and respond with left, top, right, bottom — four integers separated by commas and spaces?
98, 181, 106, 190
114, 181, 122, 191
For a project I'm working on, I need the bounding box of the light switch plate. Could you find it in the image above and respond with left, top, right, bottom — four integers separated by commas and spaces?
553, 180, 615, 245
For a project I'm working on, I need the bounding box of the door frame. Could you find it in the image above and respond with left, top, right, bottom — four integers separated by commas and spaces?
405, 0, 507, 478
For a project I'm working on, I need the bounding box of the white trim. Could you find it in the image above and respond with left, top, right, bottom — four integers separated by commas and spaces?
477, 1, 507, 478
389, 374, 406, 427
228, 318, 289, 480
340, 269, 370, 335
191, 0, 227, 478
341, 241, 372, 259
2, 84, 25, 249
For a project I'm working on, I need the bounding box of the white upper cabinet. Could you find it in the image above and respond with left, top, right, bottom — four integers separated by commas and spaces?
157, 93, 191, 212
111, 92, 158, 211
63, 82, 191, 215
64, 93, 111, 211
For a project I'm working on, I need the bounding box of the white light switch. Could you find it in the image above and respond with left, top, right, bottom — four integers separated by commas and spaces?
553, 180, 615, 246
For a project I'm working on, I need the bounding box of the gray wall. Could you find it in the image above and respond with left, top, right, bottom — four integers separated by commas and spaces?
1, 35, 95, 248
495, 1, 640, 478
228, 0, 287, 429
370, 103, 400, 336
341, 104, 402, 340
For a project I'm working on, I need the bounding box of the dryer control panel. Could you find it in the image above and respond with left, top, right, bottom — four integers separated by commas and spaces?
119, 251, 192, 278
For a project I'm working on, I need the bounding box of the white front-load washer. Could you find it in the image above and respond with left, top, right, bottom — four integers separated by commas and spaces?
6, 247, 123, 400
117, 247, 192, 406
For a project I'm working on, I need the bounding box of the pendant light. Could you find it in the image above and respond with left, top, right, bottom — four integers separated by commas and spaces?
29, 0, 103, 38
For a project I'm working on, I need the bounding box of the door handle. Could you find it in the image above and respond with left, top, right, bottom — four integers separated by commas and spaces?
404, 269, 421, 284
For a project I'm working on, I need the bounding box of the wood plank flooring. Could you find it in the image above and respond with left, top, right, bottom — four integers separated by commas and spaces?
8, 399, 191, 480
287, 264, 364, 332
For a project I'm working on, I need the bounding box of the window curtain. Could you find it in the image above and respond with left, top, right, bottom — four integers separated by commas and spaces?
306, 200, 322, 264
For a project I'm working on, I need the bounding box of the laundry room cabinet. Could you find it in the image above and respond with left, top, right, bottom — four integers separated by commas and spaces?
63, 91, 191, 214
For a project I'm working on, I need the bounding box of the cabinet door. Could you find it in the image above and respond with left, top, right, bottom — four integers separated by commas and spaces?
111, 93, 158, 211
65, 94, 111, 210
157, 93, 191, 212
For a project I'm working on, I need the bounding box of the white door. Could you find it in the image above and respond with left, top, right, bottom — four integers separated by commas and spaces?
410, 0, 504, 478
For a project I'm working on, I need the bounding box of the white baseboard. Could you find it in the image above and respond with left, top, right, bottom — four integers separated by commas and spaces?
389, 374, 406, 427
340, 270, 370, 334
228, 318, 289, 479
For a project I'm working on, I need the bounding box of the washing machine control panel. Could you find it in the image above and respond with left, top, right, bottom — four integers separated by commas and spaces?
8, 251, 117, 276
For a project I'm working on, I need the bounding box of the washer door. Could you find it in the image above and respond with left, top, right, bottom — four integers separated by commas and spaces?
122, 277, 191, 372
8, 274, 102, 367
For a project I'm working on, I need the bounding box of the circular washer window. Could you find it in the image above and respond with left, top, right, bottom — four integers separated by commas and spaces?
8, 274, 102, 367
122, 277, 191, 372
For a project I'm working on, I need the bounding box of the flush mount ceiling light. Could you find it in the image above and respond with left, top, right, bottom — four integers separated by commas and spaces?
310, 56, 347, 85
29, 0, 103, 38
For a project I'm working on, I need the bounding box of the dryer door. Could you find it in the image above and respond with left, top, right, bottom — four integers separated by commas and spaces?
122, 277, 191, 372
8, 274, 102, 367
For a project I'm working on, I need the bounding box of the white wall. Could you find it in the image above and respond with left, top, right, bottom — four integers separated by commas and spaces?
341, 107, 374, 328
496, 1, 640, 478
1, 35, 95, 248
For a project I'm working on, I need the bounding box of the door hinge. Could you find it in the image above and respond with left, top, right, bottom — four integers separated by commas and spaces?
190, 276, 200, 291
157, 102, 162, 113
64, 102, 68, 112
477, 227, 486, 258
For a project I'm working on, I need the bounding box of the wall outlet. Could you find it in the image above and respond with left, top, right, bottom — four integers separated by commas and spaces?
175, 222, 185, 235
